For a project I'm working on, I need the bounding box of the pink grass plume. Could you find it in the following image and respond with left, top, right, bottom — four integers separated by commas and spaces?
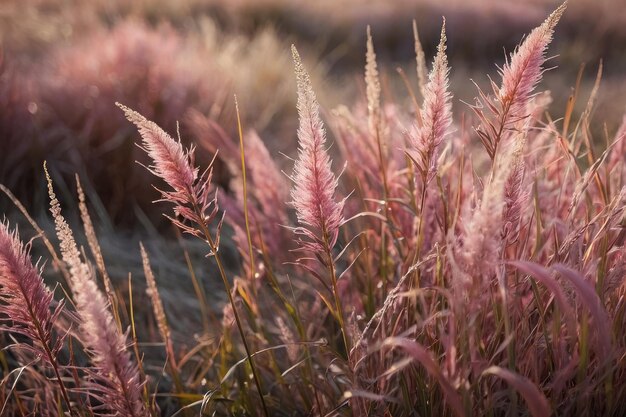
117, 104, 196, 196
365, 25, 381, 136
46, 169, 146, 417
0, 221, 75, 414
499, 2, 567, 123
0, 221, 63, 359
290, 45, 344, 251
409, 20, 452, 183
117, 103, 218, 241
71, 266, 146, 417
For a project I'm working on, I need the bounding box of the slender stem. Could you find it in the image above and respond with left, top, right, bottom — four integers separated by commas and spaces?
177, 229, 214, 334
128, 274, 152, 413
322, 229, 350, 357
410, 177, 430, 294
497, 262, 517, 416
235, 96, 257, 286
374, 124, 390, 204
192, 206, 270, 417
373, 123, 395, 299
415, 179, 429, 260
45, 346, 74, 416
29, 308, 74, 416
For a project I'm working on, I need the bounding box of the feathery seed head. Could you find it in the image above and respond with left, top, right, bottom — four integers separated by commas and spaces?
141, 243, 172, 347
365, 26, 381, 134
0, 221, 63, 359
45, 163, 92, 287
117, 102, 197, 197
46, 169, 145, 417
409, 20, 452, 182
290, 45, 344, 250
72, 265, 146, 417
118, 103, 218, 239
434, 19, 448, 74
499, 2, 566, 118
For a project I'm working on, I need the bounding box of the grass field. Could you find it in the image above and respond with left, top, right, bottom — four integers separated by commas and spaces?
1, 1, 626, 416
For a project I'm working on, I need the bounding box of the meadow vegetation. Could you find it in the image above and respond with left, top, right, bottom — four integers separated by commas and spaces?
2, 1, 626, 416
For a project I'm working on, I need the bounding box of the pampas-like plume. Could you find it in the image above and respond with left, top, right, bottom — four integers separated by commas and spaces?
118, 104, 196, 196
46, 169, 146, 417
72, 266, 146, 417
0, 221, 62, 359
140, 243, 173, 357
120, 104, 269, 416
290, 45, 344, 251
499, 2, 567, 121
46, 165, 92, 284
475, 2, 566, 160
76, 176, 117, 317
409, 21, 452, 183
0, 221, 72, 412
291, 45, 351, 355
117, 103, 217, 240
365, 26, 381, 135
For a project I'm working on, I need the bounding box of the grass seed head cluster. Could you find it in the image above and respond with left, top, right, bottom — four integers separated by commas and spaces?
2, 2, 626, 416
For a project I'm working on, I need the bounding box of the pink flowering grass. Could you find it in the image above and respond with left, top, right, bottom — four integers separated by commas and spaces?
290, 45, 345, 254
0, 221, 72, 414
46, 168, 147, 417
3, 2, 626, 416
408, 20, 452, 184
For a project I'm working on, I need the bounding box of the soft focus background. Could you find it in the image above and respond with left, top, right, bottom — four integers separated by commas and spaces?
1, 0, 625, 328
2, 0, 626, 216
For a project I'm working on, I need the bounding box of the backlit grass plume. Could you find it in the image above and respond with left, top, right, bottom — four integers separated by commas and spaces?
409, 20, 452, 183
46, 169, 146, 417
0, 221, 72, 414
118, 103, 270, 416
116, 103, 218, 240
475, 1, 567, 160
499, 2, 567, 121
365, 25, 381, 136
413, 19, 428, 98
290, 45, 344, 253
290, 45, 351, 356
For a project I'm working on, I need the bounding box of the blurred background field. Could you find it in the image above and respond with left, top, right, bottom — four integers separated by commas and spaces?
1, 0, 625, 334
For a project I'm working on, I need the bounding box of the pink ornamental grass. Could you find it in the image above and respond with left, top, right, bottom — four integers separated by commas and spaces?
0, 221, 72, 413
290, 45, 344, 252
119, 103, 269, 416
475, 1, 566, 160
47, 171, 146, 417
0, 221, 63, 359
117, 103, 217, 239
499, 2, 567, 122
409, 20, 452, 183
117, 103, 196, 200
365, 25, 382, 136
71, 267, 146, 417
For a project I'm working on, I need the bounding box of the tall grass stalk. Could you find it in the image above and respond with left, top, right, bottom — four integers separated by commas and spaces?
117, 103, 269, 417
